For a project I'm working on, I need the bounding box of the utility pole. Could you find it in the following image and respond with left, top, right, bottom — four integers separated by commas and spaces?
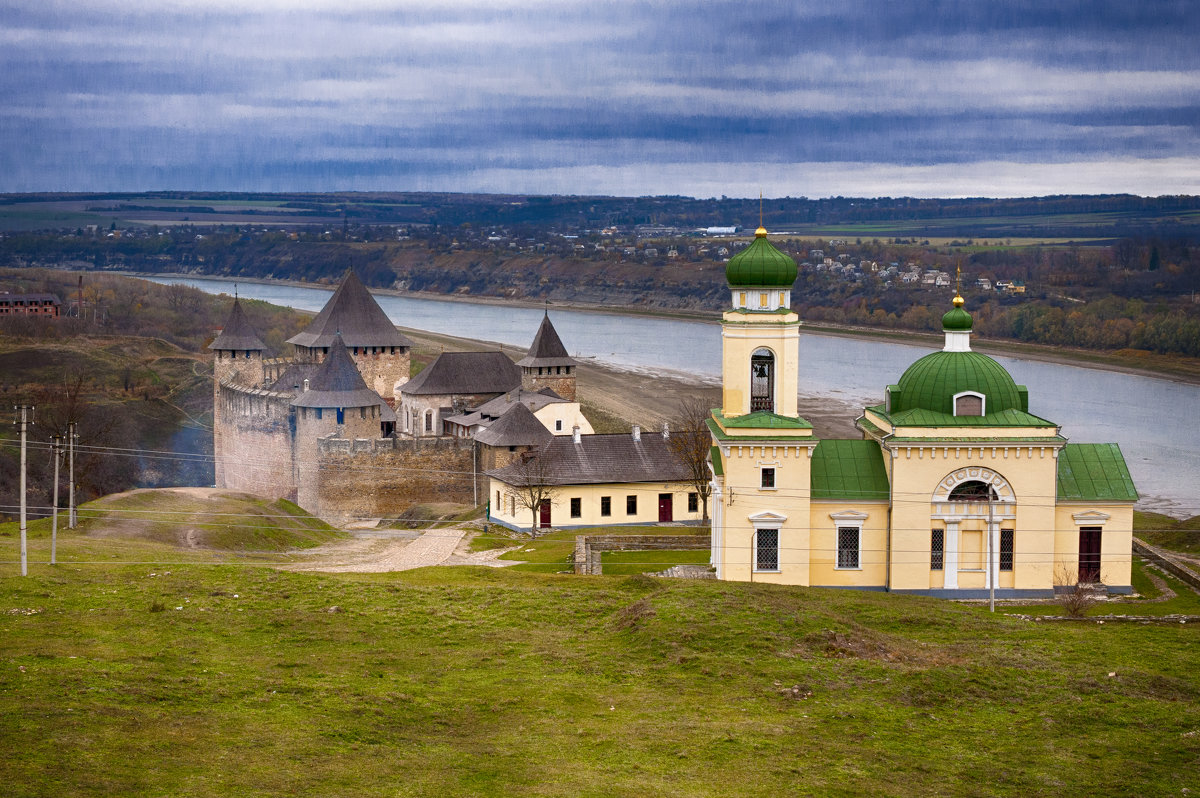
987, 495, 996, 613
68, 421, 77, 529
51, 435, 62, 566
16, 405, 33, 577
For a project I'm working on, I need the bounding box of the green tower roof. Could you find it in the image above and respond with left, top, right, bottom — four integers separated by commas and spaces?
941, 296, 973, 331
726, 228, 798, 288
891, 350, 1024, 416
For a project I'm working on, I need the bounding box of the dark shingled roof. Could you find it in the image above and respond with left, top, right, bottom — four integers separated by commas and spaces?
515, 313, 577, 368
287, 270, 414, 350
488, 432, 689, 486
208, 298, 268, 352
401, 351, 520, 396
267, 361, 320, 394
474, 402, 554, 447
291, 335, 382, 409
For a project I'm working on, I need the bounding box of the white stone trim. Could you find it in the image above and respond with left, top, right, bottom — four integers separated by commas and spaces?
943, 329, 972, 352
1071, 510, 1111, 525
831, 512, 865, 570
932, 466, 1014, 503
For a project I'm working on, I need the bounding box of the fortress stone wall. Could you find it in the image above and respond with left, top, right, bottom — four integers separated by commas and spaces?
313, 436, 477, 521
215, 380, 296, 502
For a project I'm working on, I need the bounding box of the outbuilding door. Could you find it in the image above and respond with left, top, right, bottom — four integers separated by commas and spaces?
658, 493, 673, 522
539, 500, 552, 529
1078, 526, 1102, 583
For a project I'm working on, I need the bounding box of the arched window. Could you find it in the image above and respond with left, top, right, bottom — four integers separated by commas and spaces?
948, 481, 999, 502
954, 391, 985, 416
750, 348, 775, 412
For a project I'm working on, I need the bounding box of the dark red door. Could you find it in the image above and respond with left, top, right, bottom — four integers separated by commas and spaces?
539, 499, 551, 529
658, 493, 673, 522
1079, 526, 1102, 583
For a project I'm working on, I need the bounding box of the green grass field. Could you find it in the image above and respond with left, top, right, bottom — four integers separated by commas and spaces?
1, 508, 1197, 796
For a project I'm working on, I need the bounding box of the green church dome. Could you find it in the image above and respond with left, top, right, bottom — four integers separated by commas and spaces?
892, 350, 1024, 416
726, 227, 798, 288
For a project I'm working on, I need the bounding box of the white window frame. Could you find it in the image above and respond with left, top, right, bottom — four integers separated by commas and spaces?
760, 466, 777, 490
753, 526, 781, 573
748, 511, 787, 574
830, 511, 868, 571
952, 390, 986, 417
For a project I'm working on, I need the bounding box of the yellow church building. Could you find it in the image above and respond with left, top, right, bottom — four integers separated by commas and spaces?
708, 226, 1137, 597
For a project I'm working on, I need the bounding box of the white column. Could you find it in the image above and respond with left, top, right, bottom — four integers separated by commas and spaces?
944, 521, 960, 589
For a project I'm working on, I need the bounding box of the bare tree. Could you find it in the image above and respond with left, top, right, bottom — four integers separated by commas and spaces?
502, 448, 559, 535
666, 395, 717, 522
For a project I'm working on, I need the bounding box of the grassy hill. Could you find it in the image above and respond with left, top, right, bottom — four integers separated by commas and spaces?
0, 516, 1197, 796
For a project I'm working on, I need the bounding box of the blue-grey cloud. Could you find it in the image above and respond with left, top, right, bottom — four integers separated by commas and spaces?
1, 0, 1198, 196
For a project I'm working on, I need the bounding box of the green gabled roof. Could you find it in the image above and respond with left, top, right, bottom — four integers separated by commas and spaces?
868, 404, 1058, 429
1057, 443, 1138, 502
709, 445, 724, 477
714, 410, 812, 429
811, 440, 889, 501
726, 230, 798, 288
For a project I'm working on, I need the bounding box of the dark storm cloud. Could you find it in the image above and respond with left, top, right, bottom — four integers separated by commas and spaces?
1, 0, 1197, 196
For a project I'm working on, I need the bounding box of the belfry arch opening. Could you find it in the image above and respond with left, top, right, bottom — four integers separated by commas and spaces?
948, 480, 1000, 502
750, 348, 775, 412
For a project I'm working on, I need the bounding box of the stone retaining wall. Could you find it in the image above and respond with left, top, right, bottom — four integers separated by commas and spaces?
1134, 538, 1200, 593
574, 534, 710, 576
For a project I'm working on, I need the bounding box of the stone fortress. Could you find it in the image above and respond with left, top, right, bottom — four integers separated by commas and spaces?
210, 270, 593, 519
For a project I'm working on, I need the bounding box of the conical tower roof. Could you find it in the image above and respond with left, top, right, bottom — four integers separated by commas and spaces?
291, 334, 382, 409
208, 298, 268, 352
474, 401, 554, 447
287, 270, 414, 350
515, 312, 578, 368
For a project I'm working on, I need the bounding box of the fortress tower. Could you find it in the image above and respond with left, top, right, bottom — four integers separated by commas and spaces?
209, 298, 268, 488
286, 270, 414, 403
516, 312, 578, 400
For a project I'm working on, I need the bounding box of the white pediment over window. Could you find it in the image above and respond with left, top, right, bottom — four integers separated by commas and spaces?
829, 510, 870, 522
1072, 510, 1111, 524
748, 510, 788, 525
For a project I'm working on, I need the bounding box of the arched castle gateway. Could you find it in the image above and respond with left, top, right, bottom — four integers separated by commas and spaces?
708, 228, 1137, 597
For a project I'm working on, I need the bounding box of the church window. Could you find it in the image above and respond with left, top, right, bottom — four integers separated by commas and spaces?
948, 481, 998, 502
761, 467, 775, 489
739, 291, 746, 306
837, 527, 861, 569
570, 498, 581, 518
931, 529, 944, 570
750, 348, 775, 412
953, 391, 985, 416
1000, 529, 1014, 571
754, 528, 779, 572
626, 495, 637, 515
601, 496, 611, 516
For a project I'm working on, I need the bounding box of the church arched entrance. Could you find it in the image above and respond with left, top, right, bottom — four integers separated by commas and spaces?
930, 467, 1016, 591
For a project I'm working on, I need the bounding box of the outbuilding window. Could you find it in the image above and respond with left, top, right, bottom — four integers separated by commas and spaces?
626, 495, 637, 515
601, 496, 611, 517
570, 498, 581, 518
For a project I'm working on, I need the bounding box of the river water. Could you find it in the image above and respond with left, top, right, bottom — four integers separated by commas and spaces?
153, 276, 1200, 516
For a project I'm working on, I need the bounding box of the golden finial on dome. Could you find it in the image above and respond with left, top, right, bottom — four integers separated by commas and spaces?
755, 225, 768, 238
756, 191, 767, 237
953, 293, 965, 308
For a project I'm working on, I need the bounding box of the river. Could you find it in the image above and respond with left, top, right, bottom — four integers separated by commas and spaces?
151, 275, 1200, 516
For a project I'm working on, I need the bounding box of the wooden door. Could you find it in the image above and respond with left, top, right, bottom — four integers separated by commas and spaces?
658, 493, 673, 523
538, 499, 551, 529
1078, 526, 1102, 583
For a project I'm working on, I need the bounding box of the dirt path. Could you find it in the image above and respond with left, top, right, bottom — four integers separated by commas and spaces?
287, 526, 524, 573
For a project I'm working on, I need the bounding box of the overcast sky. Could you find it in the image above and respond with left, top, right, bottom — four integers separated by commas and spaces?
2, 0, 1198, 198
